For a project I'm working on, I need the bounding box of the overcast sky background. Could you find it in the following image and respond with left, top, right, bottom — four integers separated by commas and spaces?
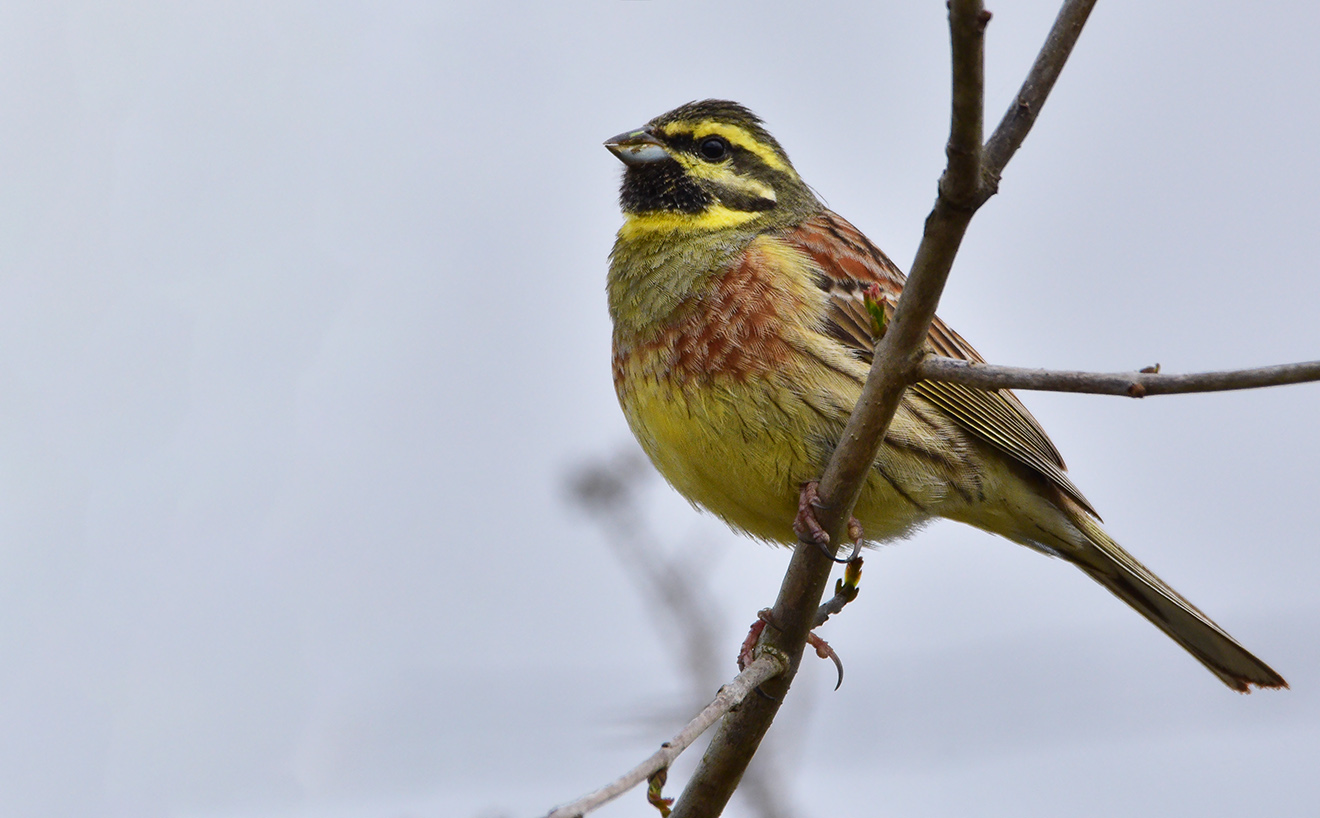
2, 2, 1318, 817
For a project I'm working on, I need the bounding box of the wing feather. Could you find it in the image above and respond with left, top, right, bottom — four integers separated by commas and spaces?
783, 211, 1098, 517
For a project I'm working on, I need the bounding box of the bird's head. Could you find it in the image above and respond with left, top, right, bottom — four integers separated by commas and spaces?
605, 100, 819, 235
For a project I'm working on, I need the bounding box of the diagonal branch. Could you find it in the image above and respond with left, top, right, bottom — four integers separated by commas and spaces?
668, 3, 1002, 817
981, 0, 1098, 200
917, 356, 1320, 397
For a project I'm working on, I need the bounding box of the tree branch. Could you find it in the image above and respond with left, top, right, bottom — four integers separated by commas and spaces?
559, 2, 1312, 815
944, 3, 989, 204
918, 356, 1320, 397
668, 3, 1001, 817
544, 655, 785, 818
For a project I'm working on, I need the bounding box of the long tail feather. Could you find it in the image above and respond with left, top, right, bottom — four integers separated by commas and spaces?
1063, 510, 1286, 692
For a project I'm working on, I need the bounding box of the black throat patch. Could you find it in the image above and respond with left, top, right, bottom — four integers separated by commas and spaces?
619, 160, 713, 215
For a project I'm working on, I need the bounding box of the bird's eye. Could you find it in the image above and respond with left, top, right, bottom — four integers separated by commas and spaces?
698, 137, 729, 161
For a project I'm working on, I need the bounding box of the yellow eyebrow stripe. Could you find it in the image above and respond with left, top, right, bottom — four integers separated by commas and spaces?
666, 152, 778, 202
660, 120, 789, 172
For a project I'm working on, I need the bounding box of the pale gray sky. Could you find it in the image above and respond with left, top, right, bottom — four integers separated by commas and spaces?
1, 2, 1317, 817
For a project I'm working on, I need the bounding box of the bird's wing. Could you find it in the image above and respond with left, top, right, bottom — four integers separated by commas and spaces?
781, 210, 1098, 517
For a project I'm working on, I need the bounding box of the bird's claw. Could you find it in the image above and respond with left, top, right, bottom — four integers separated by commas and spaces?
737, 609, 774, 671
807, 631, 845, 690
739, 608, 845, 690
793, 481, 832, 547
794, 481, 864, 563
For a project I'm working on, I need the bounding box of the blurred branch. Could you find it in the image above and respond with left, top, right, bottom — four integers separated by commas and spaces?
917, 357, 1320, 397
565, 450, 802, 818
568, 451, 722, 690
543, 655, 784, 818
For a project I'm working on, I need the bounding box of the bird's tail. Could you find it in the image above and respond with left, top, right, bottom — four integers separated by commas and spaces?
1061, 507, 1286, 692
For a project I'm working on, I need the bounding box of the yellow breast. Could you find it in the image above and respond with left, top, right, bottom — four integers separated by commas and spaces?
610, 237, 844, 541
610, 234, 952, 545
614, 350, 818, 542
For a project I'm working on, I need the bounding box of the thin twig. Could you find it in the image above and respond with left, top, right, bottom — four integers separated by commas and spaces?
544, 655, 785, 818
981, 0, 1098, 199
814, 557, 864, 629
917, 357, 1320, 397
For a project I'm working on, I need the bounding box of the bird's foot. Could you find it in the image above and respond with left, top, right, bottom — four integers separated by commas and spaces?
807, 631, 845, 690
737, 609, 774, 671
794, 480, 864, 563
738, 608, 846, 690
793, 481, 830, 546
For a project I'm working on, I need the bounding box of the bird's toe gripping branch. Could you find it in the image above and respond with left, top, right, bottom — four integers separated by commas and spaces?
794, 480, 865, 563
738, 608, 847, 691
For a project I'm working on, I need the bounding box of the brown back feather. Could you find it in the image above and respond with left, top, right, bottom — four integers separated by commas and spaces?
782, 211, 1099, 517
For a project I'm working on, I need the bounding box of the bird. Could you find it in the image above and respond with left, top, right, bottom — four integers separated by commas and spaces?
604, 99, 1286, 692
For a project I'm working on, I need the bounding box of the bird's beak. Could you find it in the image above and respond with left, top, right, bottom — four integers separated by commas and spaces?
604, 128, 670, 166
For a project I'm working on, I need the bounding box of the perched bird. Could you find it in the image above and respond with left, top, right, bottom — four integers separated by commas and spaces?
604, 99, 1286, 692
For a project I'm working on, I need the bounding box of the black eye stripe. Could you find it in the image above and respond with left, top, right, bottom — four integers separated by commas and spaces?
708, 183, 777, 212
664, 133, 736, 158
